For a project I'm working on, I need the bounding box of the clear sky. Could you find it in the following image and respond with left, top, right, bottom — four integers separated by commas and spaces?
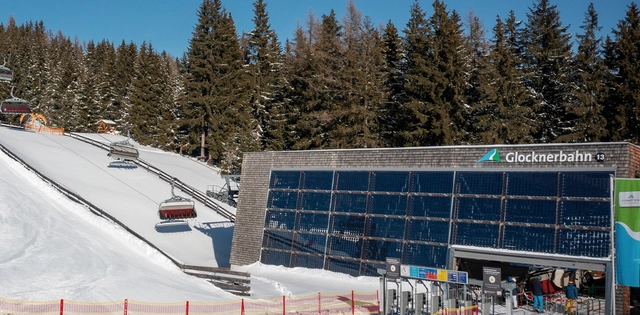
2, 0, 636, 58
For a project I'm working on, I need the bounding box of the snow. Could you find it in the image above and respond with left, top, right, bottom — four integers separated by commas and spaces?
0, 126, 379, 303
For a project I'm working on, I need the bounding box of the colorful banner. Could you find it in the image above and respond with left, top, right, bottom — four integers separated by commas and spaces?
615, 178, 640, 287
401, 265, 468, 284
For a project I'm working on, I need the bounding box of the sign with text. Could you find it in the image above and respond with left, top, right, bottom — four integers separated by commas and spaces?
386, 257, 401, 280
483, 267, 502, 296
399, 265, 468, 284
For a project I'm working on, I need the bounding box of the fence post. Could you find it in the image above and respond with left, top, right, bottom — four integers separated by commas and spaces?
352, 291, 355, 315
59, 299, 64, 315
186, 301, 189, 315
241, 298, 245, 315
124, 299, 128, 315
282, 296, 286, 315
318, 293, 321, 315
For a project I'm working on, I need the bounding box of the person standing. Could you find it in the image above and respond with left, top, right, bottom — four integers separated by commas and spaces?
508, 276, 519, 309
584, 270, 595, 298
564, 279, 578, 314
532, 276, 545, 313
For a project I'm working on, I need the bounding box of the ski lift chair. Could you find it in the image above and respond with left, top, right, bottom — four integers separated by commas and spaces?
1, 85, 30, 114
0, 64, 13, 82
158, 178, 197, 220
107, 134, 139, 167
0, 57, 13, 82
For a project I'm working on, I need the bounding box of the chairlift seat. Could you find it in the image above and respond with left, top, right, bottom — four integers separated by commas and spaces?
1, 99, 30, 114
0, 66, 13, 82
158, 198, 197, 220
108, 143, 139, 160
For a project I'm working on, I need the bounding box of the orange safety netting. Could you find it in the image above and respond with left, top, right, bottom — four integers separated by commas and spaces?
0, 291, 380, 315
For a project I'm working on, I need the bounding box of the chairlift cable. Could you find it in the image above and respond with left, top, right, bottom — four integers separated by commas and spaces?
46, 135, 157, 205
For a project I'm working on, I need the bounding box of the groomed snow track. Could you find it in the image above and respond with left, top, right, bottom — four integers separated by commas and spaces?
0, 124, 249, 296
65, 132, 236, 222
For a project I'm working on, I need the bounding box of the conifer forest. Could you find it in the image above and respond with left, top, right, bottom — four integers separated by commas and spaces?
1, 0, 639, 173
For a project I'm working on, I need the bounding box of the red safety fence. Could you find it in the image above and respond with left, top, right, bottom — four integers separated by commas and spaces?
0, 291, 380, 315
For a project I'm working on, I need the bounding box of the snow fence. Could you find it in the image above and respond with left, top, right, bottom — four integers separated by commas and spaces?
0, 291, 380, 315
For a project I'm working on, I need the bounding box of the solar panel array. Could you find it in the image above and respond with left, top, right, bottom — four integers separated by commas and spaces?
260, 169, 613, 276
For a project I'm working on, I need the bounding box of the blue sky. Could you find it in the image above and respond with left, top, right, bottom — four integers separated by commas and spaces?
2, 0, 635, 58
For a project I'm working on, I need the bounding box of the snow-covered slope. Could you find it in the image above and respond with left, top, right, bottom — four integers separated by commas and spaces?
0, 126, 379, 302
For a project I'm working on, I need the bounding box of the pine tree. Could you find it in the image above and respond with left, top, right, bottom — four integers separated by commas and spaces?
557, 3, 607, 142
380, 20, 405, 147
291, 10, 343, 150
156, 51, 183, 150
603, 3, 640, 143
425, 0, 467, 145
463, 11, 490, 144
41, 31, 78, 129
112, 41, 138, 132
183, 0, 247, 171
399, 1, 431, 146
94, 40, 118, 124
246, 0, 288, 151
474, 12, 535, 144
128, 42, 166, 146
286, 18, 319, 150
76, 40, 102, 131
327, 1, 384, 148
522, 0, 574, 143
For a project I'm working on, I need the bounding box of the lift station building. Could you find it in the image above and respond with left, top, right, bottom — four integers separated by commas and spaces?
230, 142, 640, 314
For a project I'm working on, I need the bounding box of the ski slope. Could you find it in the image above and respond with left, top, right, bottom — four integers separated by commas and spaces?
0, 125, 379, 302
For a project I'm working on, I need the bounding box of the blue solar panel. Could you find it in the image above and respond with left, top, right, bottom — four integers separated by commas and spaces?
262, 169, 614, 275
506, 172, 558, 196
293, 253, 325, 269
329, 235, 363, 259
300, 192, 332, 211
372, 171, 410, 192
261, 249, 292, 267
262, 230, 294, 250
457, 197, 502, 221
411, 196, 452, 218
295, 232, 326, 254
327, 258, 361, 277
334, 193, 368, 213
268, 191, 299, 209
453, 222, 500, 247
363, 240, 403, 261
504, 199, 557, 224
456, 172, 503, 195
402, 243, 448, 268
556, 229, 611, 257
335, 171, 370, 191
368, 217, 406, 239
559, 200, 611, 227
371, 194, 407, 216
503, 226, 556, 253
297, 212, 330, 232
270, 171, 300, 189
411, 172, 454, 193
331, 214, 365, 235
361, 261, 386, 277
264, 210, 297, 230
560, 172, 611, 198
405, 219, 450, 243
301, 171, 334, 190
